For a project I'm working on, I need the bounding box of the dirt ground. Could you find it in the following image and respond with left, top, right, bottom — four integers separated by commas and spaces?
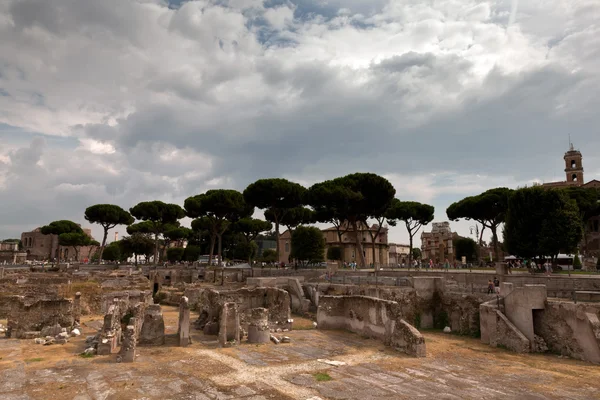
1, 306, 599, 400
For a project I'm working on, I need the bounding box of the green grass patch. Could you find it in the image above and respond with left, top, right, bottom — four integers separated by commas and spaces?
314, 372, 332, 382
79, 352, 95, 359
25, 358, 43, 363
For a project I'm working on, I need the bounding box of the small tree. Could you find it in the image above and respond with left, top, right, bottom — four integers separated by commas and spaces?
232, 218, 272, 263
504, 187, 582, 266
184, 190, 251, 266
261, 249, 277, 264
411, 248, 422, 262
454, 238, 478, 263
102, 242, 121, 262
573, 253, 582, 270
386, 201, 434, 267
183, 245, 202, 262
307, 173, 396, 268
166, 248, 185, 263
129, 201, 185, 265
40, 220, 84, 263
291, 226, 325, 267
57, 232, 93, 261
120, 233, 155, 266
84, 204, 134, 262
326, 246, 343, 265
447, 188, 513, 262
243, 178, 306, 263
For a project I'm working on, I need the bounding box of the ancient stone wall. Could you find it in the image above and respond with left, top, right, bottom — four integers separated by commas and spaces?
196, 287, 291, 333
4, 296, 74, 338
317, 295, 425, 357
533, 301, 600, 363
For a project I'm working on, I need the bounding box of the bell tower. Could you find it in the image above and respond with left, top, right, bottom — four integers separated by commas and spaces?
564, 142, 584, 185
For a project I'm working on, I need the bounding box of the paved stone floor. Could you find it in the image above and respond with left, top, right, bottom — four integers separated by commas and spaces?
1, 309, 599, 399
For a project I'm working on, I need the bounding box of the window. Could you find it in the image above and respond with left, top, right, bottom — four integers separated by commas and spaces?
285, 242, 290, 253
572, 173, 578, 181
571, 160, 576, 168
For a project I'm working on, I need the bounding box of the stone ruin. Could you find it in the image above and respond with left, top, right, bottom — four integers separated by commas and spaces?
195, 287, 293, 344
1, 295, 75, 339
140, 304, 166, 346
317, 295, 426, 357
178, 296, 191, 347
480, 283, 600, 363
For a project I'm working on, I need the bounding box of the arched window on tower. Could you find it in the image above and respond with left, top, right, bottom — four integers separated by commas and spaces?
572, 174, 578, 182
571, 160, 577, 168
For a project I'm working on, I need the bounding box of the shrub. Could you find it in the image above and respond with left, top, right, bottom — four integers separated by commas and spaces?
166, 247, 185, 263
326, 246, 342, 261
573, 254, 582, 270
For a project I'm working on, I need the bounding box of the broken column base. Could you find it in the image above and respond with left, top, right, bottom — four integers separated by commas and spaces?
247, 326, 270, 343
247, 307, 271, 344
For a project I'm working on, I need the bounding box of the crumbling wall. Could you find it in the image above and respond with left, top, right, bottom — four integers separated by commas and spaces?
316, 295, 425, 357
533, 301, 600, 363
4, 296, 74, 338
440, 293, 485, 336
139, 304, 165, 345
196, 287, 291, 332
100, 290, 152, 314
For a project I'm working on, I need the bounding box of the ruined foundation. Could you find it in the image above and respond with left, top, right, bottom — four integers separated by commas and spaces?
317, 295, 426, 357
178, 296, 191, 347
139, 304, 165, 346
218, 302, 240, 347
247, 307, 270, 344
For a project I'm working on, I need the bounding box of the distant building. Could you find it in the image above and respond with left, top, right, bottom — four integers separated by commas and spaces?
21, 226, 97, 262
0, 241, 27, 264
540, 144, 600, 256
421, 222, 454, 263
388, 243, 411, 265
277, 221, 390, 265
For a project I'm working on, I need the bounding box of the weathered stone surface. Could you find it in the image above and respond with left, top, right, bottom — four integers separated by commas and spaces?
178, 296, 191, 347
247, 308, 270, 344
317, 295, 426, 357
118, 324, 136, 363
139, 305, 165, 346
218, 302, 240, 347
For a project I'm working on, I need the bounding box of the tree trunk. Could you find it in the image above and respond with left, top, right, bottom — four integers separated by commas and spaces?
217, 233, 223, 266
275, 219, 280, 263
99, 228, 108, 263
491, 225, 499, 262
478, 224, 486, 246
351, 220, 367, 268
208, 233, 216, 265
408, 227, 414, 267
335, 227, 346, 263
154, 233, 159, 265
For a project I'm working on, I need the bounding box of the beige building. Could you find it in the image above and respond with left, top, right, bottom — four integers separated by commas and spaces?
541, 144, 600, 256
389, 243, 411, 265
277, 221, 390, 266
421, 222, 454, 263
21, 226, 97, 262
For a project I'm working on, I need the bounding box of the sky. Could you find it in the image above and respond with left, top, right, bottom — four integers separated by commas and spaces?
0, 0, 599, 247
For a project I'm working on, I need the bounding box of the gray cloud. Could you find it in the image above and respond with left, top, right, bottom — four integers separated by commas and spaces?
0, 0, 599, 245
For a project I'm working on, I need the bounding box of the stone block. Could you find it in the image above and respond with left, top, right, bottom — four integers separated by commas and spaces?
139, 304, 165, 346
178, 296, 191, 347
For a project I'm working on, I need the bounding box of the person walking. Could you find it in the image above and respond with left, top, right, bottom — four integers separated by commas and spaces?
487, 280, 495, 294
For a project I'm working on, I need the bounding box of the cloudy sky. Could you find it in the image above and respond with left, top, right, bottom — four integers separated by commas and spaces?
1, 0, 599, 247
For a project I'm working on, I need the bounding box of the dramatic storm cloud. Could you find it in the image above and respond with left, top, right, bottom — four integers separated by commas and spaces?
1, 0, 599, 244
